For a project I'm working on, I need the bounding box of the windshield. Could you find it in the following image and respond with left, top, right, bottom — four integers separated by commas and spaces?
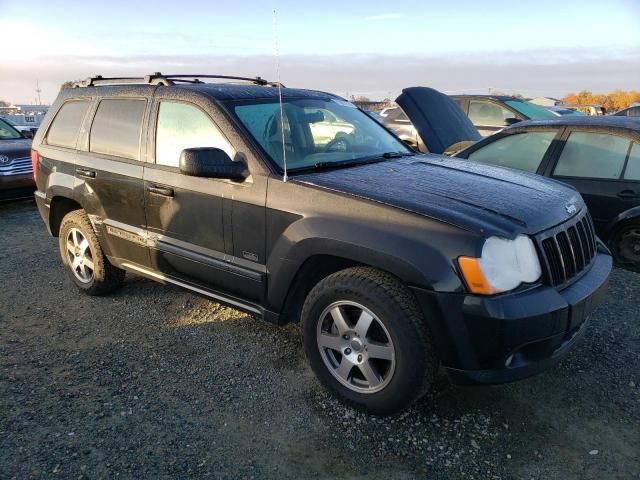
555, 108, 584, 116
0, 118, 23, 140
229, 97, 411, 172
505, 100, 557, 120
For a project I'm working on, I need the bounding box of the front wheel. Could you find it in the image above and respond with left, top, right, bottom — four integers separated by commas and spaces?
302, 267, 438, 415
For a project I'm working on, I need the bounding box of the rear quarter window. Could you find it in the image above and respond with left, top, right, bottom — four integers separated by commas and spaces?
90, 99, 146, 160
624, 143, 640, 181
468, 131, 557, 173
46, 100, 91, 148
553, 132, 629, 180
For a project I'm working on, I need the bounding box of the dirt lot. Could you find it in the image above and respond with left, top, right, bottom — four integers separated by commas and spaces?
1, 199, 639, 479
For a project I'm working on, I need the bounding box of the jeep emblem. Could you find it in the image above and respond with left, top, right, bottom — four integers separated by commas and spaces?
0, 155, 10, 165
565, 203, 577, 215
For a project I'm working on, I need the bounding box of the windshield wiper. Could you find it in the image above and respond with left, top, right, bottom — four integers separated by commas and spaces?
381, 151, 416, 159
290, 151, 416, 174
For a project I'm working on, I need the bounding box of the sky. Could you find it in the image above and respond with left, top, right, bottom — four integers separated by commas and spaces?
1, 0, 639, 104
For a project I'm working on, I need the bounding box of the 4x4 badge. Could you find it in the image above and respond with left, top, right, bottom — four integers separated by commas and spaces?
565, 203, 577, 215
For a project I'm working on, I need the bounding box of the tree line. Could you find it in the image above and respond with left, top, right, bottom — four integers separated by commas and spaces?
562, 90, 640, 112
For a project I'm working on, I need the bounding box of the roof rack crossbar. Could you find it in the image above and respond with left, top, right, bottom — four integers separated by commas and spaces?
161, 74, 270, 85
71, 73, 283, 88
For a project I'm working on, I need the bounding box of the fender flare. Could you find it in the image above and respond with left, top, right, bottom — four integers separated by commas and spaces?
265, 216, 463, 311
603, 206, 640, 240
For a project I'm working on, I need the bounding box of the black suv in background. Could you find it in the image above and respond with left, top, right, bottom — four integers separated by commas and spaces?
33, 74, 611, 414
456, 116, 640, 272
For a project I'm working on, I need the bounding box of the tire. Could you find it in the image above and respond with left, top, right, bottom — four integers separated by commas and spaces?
58, 210, 125, 295
302, 266, 438, 415
609, 220, 640, 273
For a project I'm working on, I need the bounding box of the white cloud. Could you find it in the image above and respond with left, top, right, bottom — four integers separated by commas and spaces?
1, 48, 639, 104
364, 13, 402, 21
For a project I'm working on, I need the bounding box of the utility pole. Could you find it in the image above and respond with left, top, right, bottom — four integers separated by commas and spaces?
36, 80, 42, 106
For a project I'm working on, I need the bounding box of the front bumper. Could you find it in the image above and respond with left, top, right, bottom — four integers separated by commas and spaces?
0, 173, 35, 199
0, 172, 34, 189
411, 250, 611, 385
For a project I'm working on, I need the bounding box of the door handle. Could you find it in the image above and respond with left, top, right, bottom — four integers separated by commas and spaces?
617, 190, 639, 200
147, 185, 174, 197
76, 168, 96, 178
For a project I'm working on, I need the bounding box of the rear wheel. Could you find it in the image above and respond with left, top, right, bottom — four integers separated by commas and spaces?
302, 267, 438, 415
610, 221, 640, 272
58, 210, 125, 295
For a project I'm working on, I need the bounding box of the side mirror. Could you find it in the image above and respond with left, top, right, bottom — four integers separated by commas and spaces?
21, 130, 34, 139
504, 117, 521, 126
179, 148, 248, 180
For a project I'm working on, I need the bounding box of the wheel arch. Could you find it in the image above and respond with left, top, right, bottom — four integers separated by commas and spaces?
603, 206, 640, 241
276, 254, 362, 324
49, 196, 83, 237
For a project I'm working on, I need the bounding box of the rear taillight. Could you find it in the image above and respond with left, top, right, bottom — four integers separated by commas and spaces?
31, 149, 39, 183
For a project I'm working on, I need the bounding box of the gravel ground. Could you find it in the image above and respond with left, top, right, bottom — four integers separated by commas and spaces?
1, 199, 639, 479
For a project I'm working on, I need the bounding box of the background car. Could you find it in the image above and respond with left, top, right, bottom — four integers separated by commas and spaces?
306, 108, 355, 146
546, 106, 585, 117
382, 87, 480, 154
0, 117, 34, 199
613, 105, 640, 118
450, 95, 558, 136
456, 116, 640, 271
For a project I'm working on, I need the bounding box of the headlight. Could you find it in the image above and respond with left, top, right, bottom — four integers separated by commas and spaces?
458, 235, 542, 294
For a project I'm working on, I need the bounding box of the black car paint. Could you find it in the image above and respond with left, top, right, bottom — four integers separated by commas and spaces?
456, 117, 640, 241
32, 83, 611, 383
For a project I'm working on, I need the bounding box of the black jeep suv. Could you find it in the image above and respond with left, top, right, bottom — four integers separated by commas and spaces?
33, 74, 611, 415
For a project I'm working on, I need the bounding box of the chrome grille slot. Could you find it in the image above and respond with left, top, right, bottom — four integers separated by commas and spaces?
537, 211, 597, 288
567, 226, 584, 271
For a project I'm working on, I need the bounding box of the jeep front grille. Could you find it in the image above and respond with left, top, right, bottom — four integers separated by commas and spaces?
537, 211, 597, 287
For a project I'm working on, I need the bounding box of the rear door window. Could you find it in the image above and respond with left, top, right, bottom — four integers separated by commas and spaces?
90, 99, 146, 160
468, 100, 513, 126
46, 100, 91, 149
468, 131, 557, 172
624, 142, 640, 181
553, 132, 629, 179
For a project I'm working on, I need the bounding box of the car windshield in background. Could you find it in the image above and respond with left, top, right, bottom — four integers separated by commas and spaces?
0, 118, 23, 140
554, 108, 584, 116
505, 100, 557, 119
230, 97, 411, 172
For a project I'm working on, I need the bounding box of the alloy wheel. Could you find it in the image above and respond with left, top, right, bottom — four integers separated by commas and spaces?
65, 227, 95, 283
617, 226, 640, 266
316, 301, 395, 394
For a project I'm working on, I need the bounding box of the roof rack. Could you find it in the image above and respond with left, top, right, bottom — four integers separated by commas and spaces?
72, 73, 283, 88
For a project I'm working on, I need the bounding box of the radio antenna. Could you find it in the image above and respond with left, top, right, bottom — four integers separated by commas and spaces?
272, 8, 287, 181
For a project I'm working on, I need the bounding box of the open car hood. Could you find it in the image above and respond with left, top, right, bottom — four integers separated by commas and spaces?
395, 87, 481, 154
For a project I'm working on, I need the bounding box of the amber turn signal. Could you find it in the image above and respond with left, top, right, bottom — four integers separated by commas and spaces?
457, 257, 498, 295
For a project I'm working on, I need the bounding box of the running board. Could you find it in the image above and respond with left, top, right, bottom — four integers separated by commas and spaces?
121, 262, 263, 316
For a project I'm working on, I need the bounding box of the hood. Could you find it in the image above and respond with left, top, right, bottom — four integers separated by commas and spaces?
295, 155, 584, 238
0, 138, 32, 159
395, 87, 481, 154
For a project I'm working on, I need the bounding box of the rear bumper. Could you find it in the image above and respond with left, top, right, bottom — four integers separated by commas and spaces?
411, 250, 611, 385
